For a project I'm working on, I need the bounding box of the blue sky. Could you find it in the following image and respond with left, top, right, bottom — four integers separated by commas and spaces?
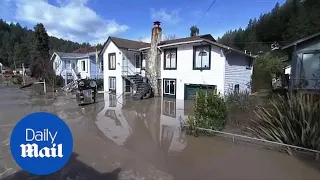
0, 0, 286, 45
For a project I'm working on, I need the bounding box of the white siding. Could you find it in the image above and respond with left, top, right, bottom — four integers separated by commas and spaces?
161, 42, 225, 100
121, 49, 140, 75
103, 41, 123, 94
224, 52, 253, 95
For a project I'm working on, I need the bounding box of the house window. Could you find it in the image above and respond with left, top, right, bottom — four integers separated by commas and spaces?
193, 45, 211, 70
234, 84, 240, 93
163, 99, 176, 118
163, 79, 176, 97
135, 54, 141, 68
80, 60, 86, 72
108, 53, 116, 70
109, 77, 116, 92
125, 79, 131, 92
164, 48, 177, 70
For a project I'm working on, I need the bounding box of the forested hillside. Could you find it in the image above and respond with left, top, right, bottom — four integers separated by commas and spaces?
0, 19, 91, 68
218, 0, 320, 54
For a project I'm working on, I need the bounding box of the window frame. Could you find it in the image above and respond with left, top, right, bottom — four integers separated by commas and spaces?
193, 45, 211, 70
163, 48, 177, 70
109, 76, 116, 92
108, 53, 116, 70
79, 59, 87, 72
163, 78, 176, 98
135, 53, 141, 68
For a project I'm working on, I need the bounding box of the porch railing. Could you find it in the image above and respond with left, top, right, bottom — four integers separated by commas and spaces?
121, 65, 138, 77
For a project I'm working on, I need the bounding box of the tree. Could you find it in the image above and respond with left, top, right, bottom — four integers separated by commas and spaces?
13, 43, 30, 69
0, 19, 84, 68
252, 52, 286, 90
190, 26, 199, 37
34, 23, 50, 60
218, 0, 320, 54
30, 23, 51, 79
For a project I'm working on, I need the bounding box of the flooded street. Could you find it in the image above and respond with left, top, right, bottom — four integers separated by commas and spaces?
0, 84, 320, 180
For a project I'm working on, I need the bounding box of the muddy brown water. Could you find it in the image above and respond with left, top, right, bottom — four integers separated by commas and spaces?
0, 84, 319, 180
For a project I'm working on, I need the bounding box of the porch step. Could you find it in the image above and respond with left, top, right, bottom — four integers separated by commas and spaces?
124, 74, 153, 100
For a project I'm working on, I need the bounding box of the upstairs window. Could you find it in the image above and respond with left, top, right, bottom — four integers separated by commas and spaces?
80, 60, 87, 72
193, 45, 211, 70
108, 53, 116, 70
164, 48, 177, 70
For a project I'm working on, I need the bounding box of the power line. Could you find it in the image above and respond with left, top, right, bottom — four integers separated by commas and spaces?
196, 0, 217, 26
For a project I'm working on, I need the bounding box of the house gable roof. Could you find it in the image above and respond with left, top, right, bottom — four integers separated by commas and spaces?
98, 37, 150, 57
98, 34, 253, 59
110, 37, 150, 49
51, 51, 100, 61
159, 34, 216, 46
282, 32, 320, 50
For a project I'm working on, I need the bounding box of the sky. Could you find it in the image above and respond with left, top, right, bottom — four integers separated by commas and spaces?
0, 0, 286, 45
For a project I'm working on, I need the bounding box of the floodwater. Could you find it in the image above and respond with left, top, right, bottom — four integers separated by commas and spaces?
0, 84, 320, 180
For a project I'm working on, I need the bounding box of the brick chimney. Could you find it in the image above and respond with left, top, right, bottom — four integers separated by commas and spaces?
146, 21, 162, 96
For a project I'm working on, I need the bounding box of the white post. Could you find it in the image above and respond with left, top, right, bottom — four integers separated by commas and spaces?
43, 79, 47, 94
22, 63, 25, 85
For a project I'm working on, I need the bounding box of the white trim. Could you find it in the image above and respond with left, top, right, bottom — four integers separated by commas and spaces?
163, 79, 175, 95
50, 52, 59, 61
158, 40, 204, 48
79, 59, 88, 72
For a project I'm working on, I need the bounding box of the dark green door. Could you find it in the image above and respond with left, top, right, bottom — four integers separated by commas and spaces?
184, 84, 216, 100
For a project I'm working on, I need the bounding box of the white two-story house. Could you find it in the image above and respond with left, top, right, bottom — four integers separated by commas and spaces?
99, 22, 254, 100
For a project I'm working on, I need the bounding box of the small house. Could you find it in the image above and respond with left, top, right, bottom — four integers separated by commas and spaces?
282, 32, 320, 90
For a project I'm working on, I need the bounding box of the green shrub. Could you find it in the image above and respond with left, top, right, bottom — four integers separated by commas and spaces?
186, 90, 228, 133
252, 93, 320, 150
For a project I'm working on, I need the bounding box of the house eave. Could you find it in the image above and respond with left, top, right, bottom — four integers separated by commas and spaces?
158, 40, 204, 48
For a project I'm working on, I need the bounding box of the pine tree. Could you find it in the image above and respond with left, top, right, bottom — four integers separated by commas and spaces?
190, 26, 199, 37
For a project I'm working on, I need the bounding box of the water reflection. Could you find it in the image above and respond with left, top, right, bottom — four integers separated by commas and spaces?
95, 94, 188, 155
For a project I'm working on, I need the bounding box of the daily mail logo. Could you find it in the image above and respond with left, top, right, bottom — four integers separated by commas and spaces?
10, 112, 73, 175
21, 129, 63, 158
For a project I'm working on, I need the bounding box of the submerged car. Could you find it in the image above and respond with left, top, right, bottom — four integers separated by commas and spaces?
76, 79, 97, 106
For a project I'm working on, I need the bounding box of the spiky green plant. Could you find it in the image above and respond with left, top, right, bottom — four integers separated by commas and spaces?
253, 93, 320, 150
